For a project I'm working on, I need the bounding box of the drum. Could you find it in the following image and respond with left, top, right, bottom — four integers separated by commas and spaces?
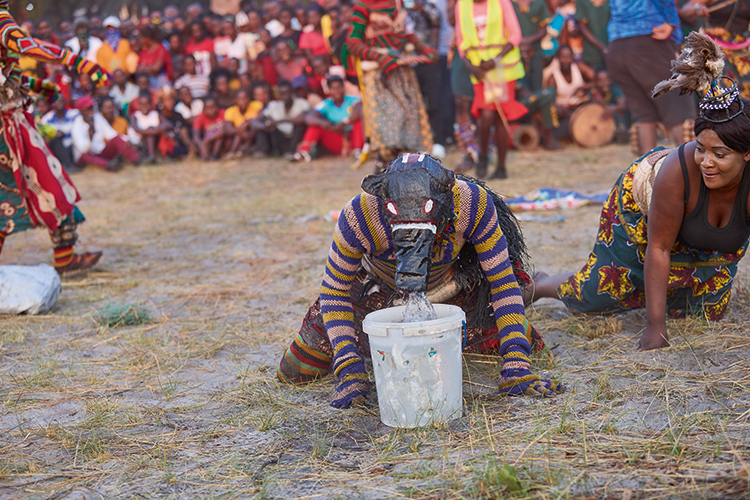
568, 102, 616, 148
511, 124, 540, 151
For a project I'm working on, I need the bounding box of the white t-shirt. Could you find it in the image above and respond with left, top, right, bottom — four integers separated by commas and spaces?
214, 35, 249, 73
70, 113, 118, 161
64, 36, 103, 63
175, 100, 205, 120
263, 98, 311, 136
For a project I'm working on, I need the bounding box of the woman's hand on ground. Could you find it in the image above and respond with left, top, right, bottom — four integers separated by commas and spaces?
330, 356, 370, 409
498, 367, 565, 397
330, 380, 370, 408
638, 324, 670, 350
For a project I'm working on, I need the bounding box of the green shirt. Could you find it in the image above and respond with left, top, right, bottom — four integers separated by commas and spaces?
512, 0, 550, 52
575, 0, 610, 70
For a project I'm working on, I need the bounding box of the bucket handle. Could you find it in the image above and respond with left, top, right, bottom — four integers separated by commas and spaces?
461, 320, 467, 351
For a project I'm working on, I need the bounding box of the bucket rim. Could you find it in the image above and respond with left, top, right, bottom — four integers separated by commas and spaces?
362, 304, 466, 337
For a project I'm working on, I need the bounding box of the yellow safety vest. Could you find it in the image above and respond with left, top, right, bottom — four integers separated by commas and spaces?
459, 0, 525, 83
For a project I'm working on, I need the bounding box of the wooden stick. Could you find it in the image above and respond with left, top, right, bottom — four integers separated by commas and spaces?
707, 0, 739, 13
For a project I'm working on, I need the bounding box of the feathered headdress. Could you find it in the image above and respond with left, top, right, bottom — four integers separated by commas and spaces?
652, 32, 725, 98
651, 32, 745, 123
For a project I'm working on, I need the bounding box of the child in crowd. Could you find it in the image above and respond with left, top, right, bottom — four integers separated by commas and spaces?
192, 97, 226, 160
159, 88, 195, 158
132, 92, 164, 163
174, 54, 210, 98
176, 86, 205, 127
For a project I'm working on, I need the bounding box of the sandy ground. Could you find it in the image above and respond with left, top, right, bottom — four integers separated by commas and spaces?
0, 145, 749, 499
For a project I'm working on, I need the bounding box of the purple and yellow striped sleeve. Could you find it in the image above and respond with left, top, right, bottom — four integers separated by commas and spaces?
463, 184, 531, 365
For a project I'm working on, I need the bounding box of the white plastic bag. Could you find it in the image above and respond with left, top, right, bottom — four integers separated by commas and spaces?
0, 264, 62, 315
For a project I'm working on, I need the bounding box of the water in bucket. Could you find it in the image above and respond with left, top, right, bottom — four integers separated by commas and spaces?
363, 301, 464, 428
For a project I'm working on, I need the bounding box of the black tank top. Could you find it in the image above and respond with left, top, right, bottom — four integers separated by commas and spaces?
676, 144, 750, 254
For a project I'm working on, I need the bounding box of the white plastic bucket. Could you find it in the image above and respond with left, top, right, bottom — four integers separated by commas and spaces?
363, 304, 465, 428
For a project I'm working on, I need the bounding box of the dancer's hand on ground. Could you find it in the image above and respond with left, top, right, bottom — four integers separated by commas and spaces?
638, 324, 670, 350
330, 356, 370, 409
498, 367, 564, 397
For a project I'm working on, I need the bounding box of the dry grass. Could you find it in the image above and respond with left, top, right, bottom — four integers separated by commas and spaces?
0, 146, 749, 499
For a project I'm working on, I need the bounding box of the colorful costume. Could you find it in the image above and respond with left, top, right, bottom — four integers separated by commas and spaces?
344, 0, 436, 167
703, 0, 750, 98
558, 147, 746, 319
278, 154, 562, 408
0, 2, 108, 273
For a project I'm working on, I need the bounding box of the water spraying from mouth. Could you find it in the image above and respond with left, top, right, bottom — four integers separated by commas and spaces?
402, 291, 438, 322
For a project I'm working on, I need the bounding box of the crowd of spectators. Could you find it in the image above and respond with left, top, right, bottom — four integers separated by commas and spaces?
21, 0, 716, 172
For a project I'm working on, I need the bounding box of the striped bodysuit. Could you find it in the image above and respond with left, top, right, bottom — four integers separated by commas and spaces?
320, 179, 532, 401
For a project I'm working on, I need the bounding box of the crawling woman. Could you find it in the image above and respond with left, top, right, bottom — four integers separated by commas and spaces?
528, 33, 750, 350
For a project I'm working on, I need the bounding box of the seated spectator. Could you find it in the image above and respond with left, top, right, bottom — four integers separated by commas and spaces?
96, 16, 133, 75
99, 96, 131, 137
545, 45, 594, 119
40, 96, 79, 172
215, 16, 249, 73
294, 76, 363, 162
138, 25, 173, 89
253, 80, 309, 158
71, 96, 140, 171
292, 74, 321, 107
193, 96, 226, 160
227, 58, 243, 90
132, 92, 164, 164
252, 81, 271, 108
274, 41, 307, 83
590, 69, 629, 141
159, 88, 196, 158
210, 71, 235, 109
224, 88, 264, 158
127, 73, 157, 115
110, 69, 140, 113
175, 54, 211, 99
71, 72, 93, 103
176, 86, 205, 127
308, 56, 329, 98
300, 5, 329, 59
184, 22, 217, 76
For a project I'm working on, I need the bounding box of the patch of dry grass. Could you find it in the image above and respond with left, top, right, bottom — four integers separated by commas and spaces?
0, 148, 748, 499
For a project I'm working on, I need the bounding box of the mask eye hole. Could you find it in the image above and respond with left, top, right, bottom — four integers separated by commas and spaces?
423, 198, 434, 215
385, 200, 399, 216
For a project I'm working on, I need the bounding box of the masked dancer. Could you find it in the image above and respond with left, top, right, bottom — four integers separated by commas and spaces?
278, 153, 563, 408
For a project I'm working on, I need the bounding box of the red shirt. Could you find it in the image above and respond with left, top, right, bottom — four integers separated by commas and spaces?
184, 38, 215, 76
138, 44, 174, 81
193, 110, 225, 137
299, 31, 328, 56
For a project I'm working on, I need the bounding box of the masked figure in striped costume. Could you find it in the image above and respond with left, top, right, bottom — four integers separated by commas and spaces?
278, 153, 563, 408
0, 1, 109, 274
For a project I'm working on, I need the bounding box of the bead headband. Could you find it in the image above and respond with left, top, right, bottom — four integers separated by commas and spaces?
699, 76, 745, 123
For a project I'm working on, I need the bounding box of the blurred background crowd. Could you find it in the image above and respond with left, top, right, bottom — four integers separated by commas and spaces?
13, 0, 750, 171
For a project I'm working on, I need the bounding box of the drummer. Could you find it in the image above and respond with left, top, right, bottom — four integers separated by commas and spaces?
525, 35, 750, 351
544, 46, 595, 121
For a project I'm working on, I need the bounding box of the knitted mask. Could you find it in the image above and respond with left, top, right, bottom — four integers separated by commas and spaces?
362, 152, 455, 293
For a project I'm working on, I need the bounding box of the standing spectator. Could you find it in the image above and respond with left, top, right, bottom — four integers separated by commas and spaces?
456, 0, 529, 179
215, 16, 250, 73
124, 35, 141, 75
159, 88, 196, 158
274, 41, 307, 82
575, 0, 610, 70
606, 0, 694, 154
185, 22, 217, 76
300, 5, 329, 58
224, 88, 264, 157
175, 55, 211, 99
109, 69, 140, 113
168, 31, 187, 78
254, 80, 309, 157
97, 16, 133, 75
36, 19, 59, 45
65, 18, 103, 64
407, 0, 446, 157
238, 10, 265, 61
193, 97, 227, 160
512, 0, 551, 91
275, 8, 302, 51
263, 1, 285, 37
294, 76, 363, 161
71, 96, 139, 171
138, 25, 174, 89
256, 30, 279, 86
432, 0, 456, 146
41, 96, 79, 173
